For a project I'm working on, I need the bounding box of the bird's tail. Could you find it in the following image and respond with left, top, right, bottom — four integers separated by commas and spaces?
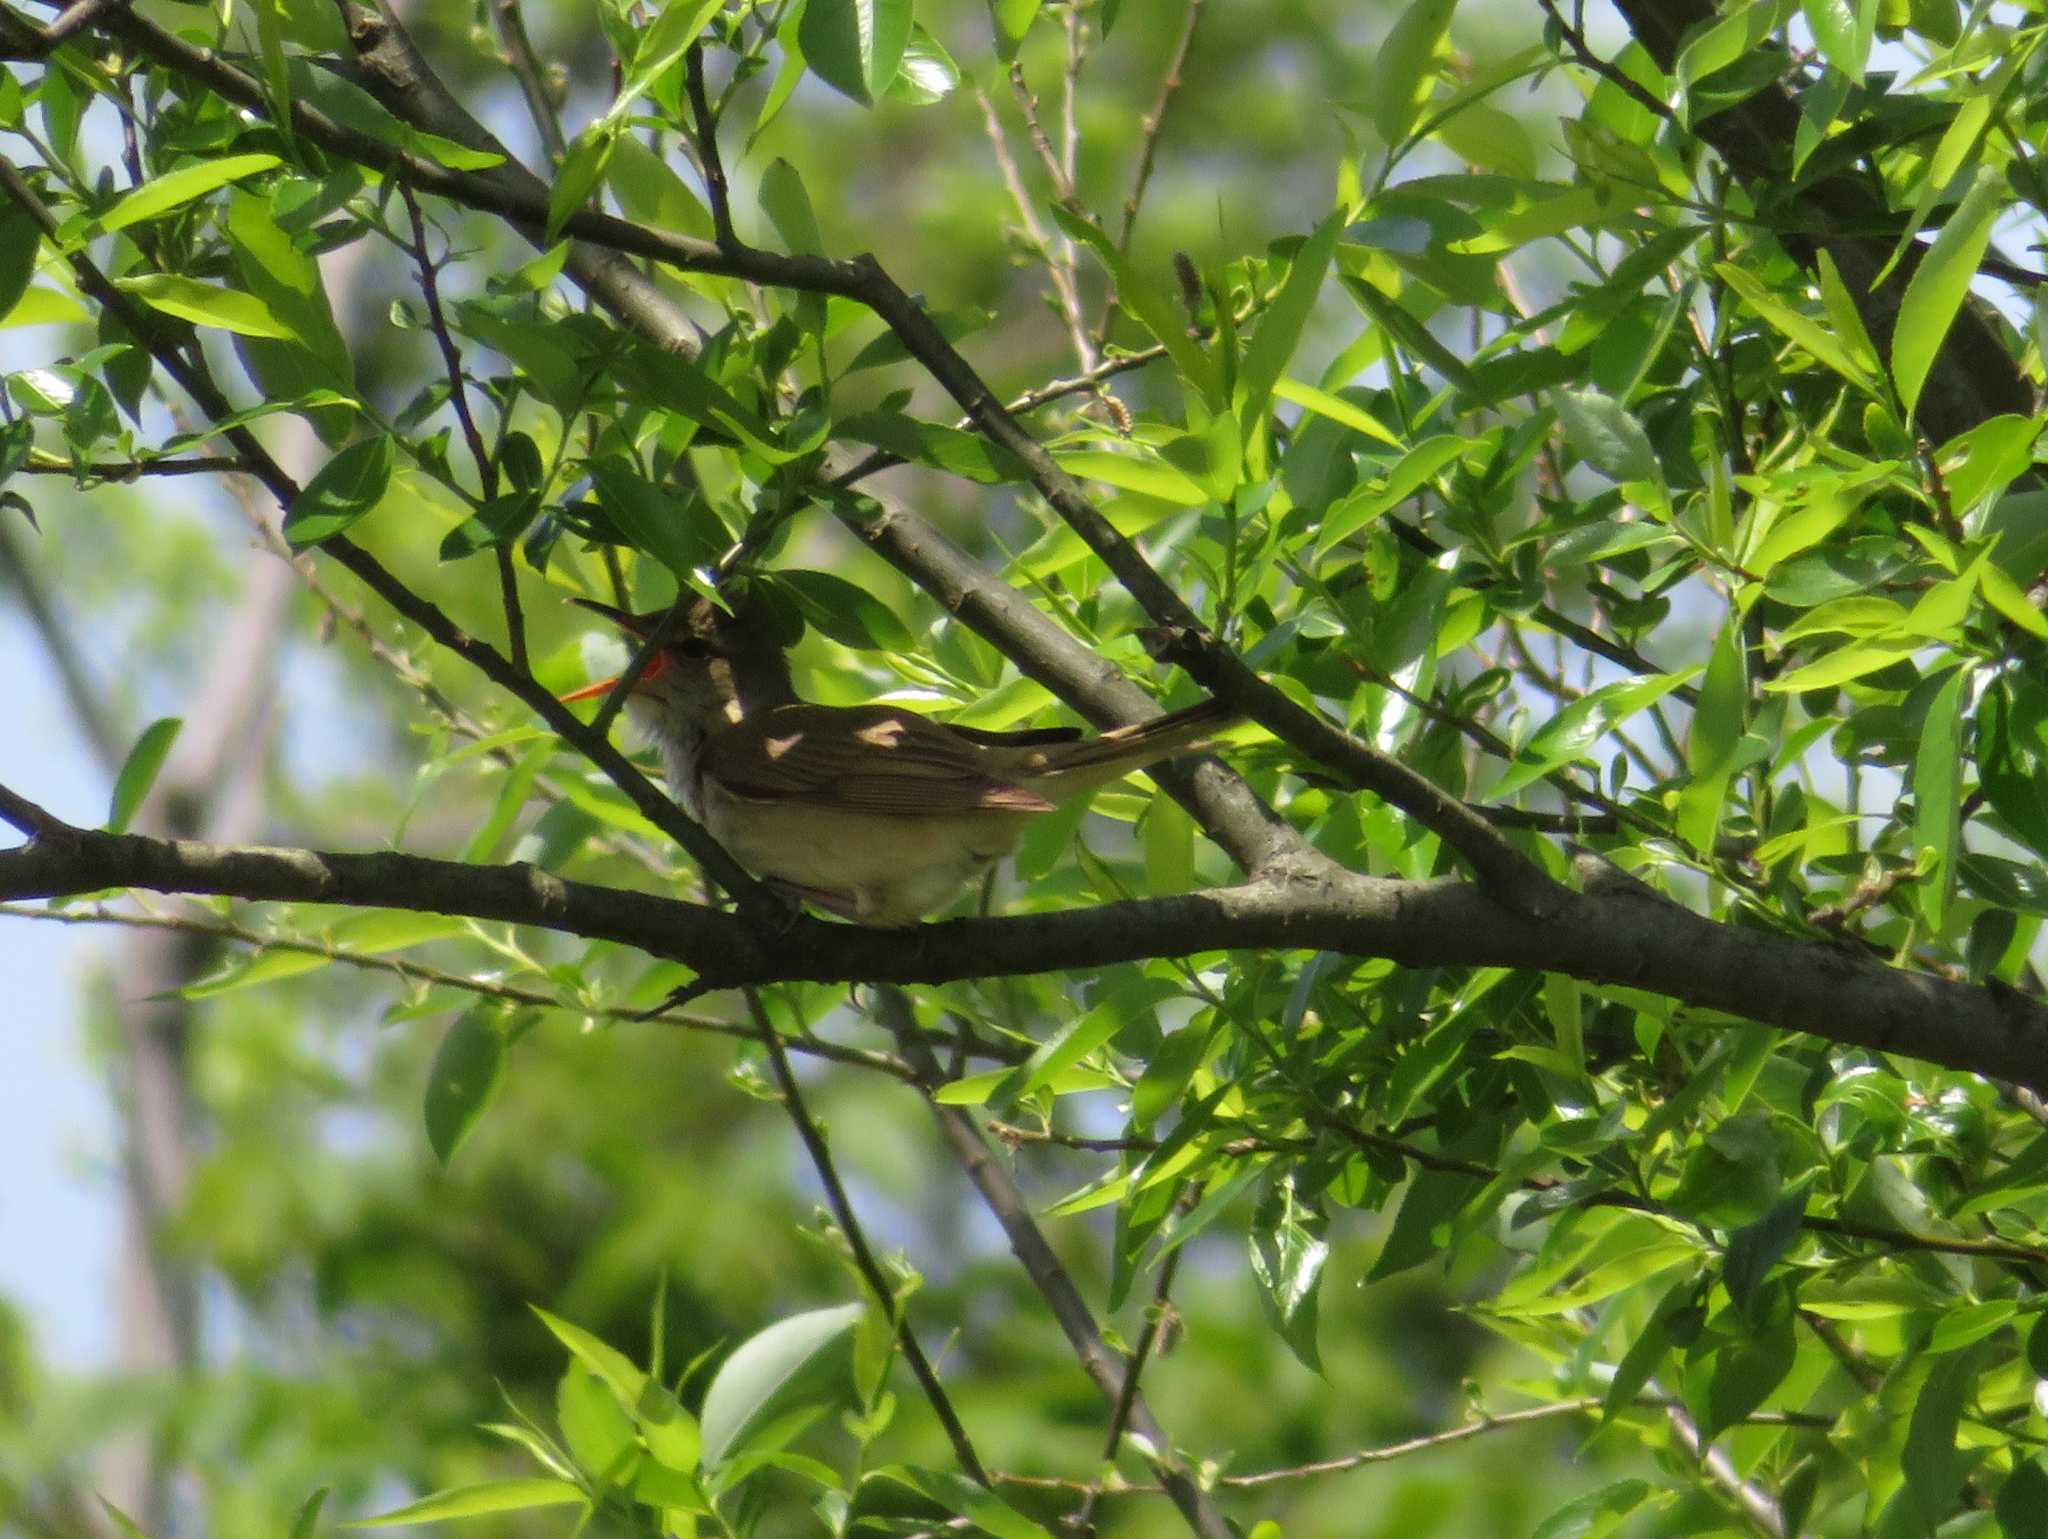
1024, 697, 1238, 797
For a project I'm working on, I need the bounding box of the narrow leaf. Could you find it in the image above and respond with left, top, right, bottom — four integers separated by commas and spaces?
114, 275, 298, 340
1893, 165, 2002, 420
98, 153, 282, 233
346, 1480, 584, 1527
107, 717, 183, 834
1236, 212, 1344, 467
1913, 665, 1970, 928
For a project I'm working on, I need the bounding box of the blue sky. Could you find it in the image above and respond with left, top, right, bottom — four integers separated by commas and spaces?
3, 610, 121, 1367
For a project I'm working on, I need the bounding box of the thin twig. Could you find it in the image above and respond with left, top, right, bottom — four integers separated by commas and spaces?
742, 988, 995, 1488
1072, 1183, 1195, 1536
975, 86, 1097, 379
1535, 0, 1675, 127
399, 184, 526, 674
1114, 0, 1198, 257
830, 347, 1166, 489
881, 992, 1234, 1539
684, 45, 734, 250
0, 900, 921, 1078
492, 0, 566, 160
993, 1398, 1832, 1494
1660, 1393, 1788, 1539
16, 454, 249, 478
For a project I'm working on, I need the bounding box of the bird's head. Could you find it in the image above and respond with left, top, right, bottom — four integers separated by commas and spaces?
560, 594, 796, 729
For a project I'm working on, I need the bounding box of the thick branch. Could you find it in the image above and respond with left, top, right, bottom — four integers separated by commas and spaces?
6, 810, 2047, 1094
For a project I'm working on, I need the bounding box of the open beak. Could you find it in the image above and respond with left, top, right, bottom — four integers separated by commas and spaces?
560, 597, 668, 704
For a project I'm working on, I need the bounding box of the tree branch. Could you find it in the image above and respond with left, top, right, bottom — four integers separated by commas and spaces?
6, 805, 2048, 1092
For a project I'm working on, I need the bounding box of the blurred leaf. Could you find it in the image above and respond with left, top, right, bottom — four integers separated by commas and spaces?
347, 1480, 585, 1526
1376, 0, 1459, 145
2001, 1458, 2048, 1539
106, 717, 182, 834
0, 203, 42, 324
423, 1008, 506, 1166
1527, 1479, 1650, 1539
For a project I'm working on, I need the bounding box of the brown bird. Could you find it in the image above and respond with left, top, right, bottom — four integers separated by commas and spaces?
562, 596, 1235, 926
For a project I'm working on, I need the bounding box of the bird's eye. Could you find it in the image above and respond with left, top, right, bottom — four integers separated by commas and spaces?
671, 637, 712, 659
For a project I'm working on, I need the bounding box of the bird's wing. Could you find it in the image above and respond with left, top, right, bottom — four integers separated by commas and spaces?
703, 706, 1054, 815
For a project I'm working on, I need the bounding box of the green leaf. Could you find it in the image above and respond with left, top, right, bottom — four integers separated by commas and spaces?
875, 1467, 1057, 1539
1713, 260, 1878, 393
699, 1303, 862, 1465
1369, 1165, 1484, 1279
1600, 1275, 1693, 1423
284, 435, 394, 548
1803, 0, 1875, 83
760, 160, 828, 343
113, 274, 299, 341
1236, 212, 1344, 470
607, 134, 714, 238
1528, 1480, 1650, 1539
1053, 448, 1208, 506
423, 1008, 505, 1165
1722, 1184, 1807, 1315
1271, 375, 1403, 447
1491, 669, 1697, 798
584, 456, 720, 576
765, 568, 914, 651
1554, 388, 1658, 485
1376, 0, 1459, 146
532, 1305, 648, 1408
547, 124, 617, 243
557, 1359, 636, 1478
98, 1499, 157, 1539
1052, 205, 1218, 403
1315, 434, 1472, 553
799, 0, 913, 106
1249, 1179, 1328, 1371
2000, 1458, 2048, 1539
1142, 792, 1194, 896
97, 153, 282, 234
1697, 1311, 1795, 1441
0, 203, 42, 326
760, 158, 824, 258
346, 1479, 584, 1526
1913, 665, 1970, 929
988, 0, 1041, 60
887, 25, 960, 103
288, 1488, 328, 1539
613, 0, 726, 125
1901, 1347, 1979, 1527
1893, 165, 2003, 421
106, 717, 182, 834
1676, 618, 1745, 852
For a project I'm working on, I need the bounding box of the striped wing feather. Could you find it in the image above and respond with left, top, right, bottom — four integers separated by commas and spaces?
704, 705, 1054, 815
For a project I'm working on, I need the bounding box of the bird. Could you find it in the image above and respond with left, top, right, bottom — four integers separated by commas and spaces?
560, 595, 1236, 926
